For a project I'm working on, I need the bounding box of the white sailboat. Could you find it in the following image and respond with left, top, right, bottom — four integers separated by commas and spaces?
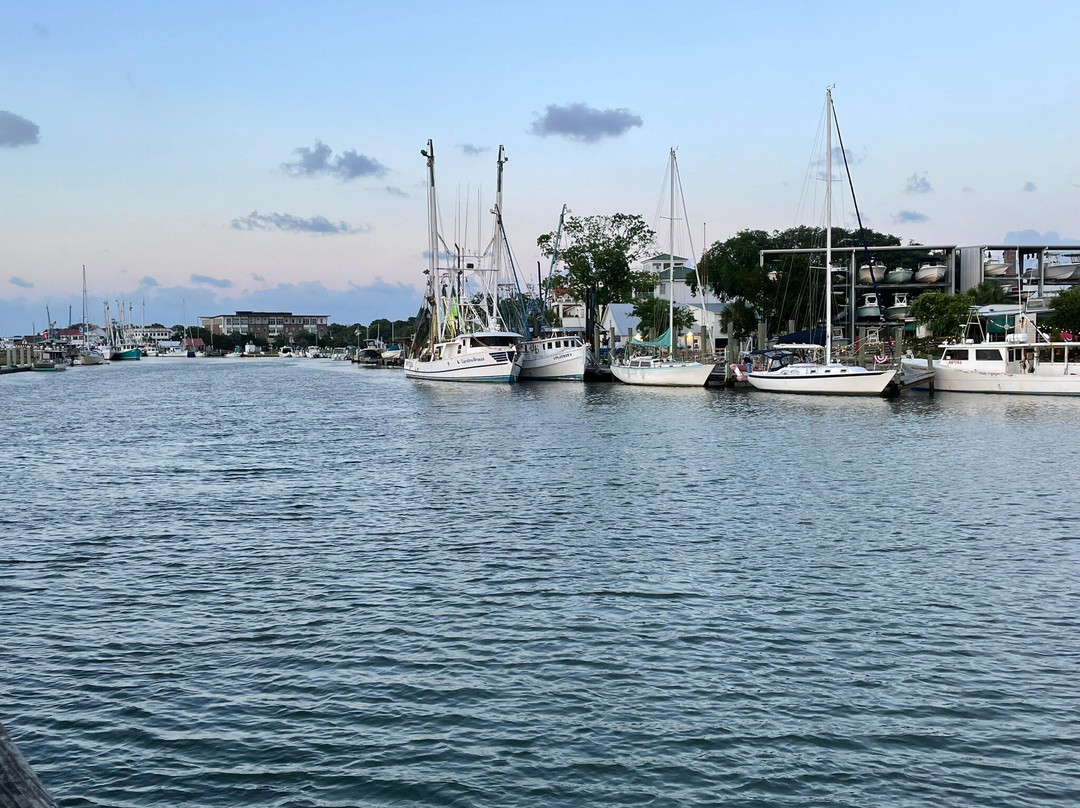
518, 205, 589, 381
77, 266, 104, 365
404, 141, 524, 383
609, 148, 715, 387
746, 89, 896, 396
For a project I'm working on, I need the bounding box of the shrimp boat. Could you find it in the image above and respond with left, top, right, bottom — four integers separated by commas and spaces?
404, 142, 523, 383
901, 306, 1080, 395
518, 205, 588, 381
609, 148, 715, 387
746, 89, 896, 396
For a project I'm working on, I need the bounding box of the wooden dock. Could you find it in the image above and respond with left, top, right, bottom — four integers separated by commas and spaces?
0, 723, 58, 808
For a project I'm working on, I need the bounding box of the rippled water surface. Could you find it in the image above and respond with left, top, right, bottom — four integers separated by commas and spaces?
2, 359, 1079, 807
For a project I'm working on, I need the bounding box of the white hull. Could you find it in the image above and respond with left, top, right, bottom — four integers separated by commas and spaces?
747, 364, 897, 395
404, 338, 522, 383
518, 341, 587, 380
916, 264, 946, 283
983, 262, 1011, 276
858, 265, 886, 283
1044, 264, 1078, 281
610, 360, 715, 387
901, 357, 1080, 395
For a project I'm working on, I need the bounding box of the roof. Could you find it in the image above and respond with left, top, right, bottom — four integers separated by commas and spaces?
604, 303, 641, 335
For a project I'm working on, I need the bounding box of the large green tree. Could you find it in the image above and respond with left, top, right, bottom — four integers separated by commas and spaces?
630, 296, 697, 341
694, 225, 909, 338
1050, 286, 1080, 335
909, 291, 974, 338
537, 213, 657, 308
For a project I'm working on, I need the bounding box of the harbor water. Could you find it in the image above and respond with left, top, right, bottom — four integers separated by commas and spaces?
2, 359, 1078, 807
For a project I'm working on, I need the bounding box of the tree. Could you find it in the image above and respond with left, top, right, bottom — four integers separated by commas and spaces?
1050, 286, 1080, 334
720, 298, 759, 341
909, 291, 973, 338
967, 280, 1010, 306
630, 296, 696, 341
537, 213, 657, 308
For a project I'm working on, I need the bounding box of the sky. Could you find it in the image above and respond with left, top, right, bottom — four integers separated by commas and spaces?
2, 0, 1078, 334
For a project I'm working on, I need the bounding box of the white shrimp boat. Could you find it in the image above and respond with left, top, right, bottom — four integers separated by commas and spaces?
404, 142, 524, 383
519, 331, 587, 381
901, 306, 1080, 395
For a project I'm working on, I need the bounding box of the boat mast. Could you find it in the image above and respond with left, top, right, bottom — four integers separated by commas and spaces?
81, 265, 89, 350
421, 140, 438, 345
825, 88, 833, 364
668, 147, 676, 357
493, 145, 506, 329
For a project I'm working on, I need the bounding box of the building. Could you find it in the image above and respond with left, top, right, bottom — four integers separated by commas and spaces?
200, 311, 329, 341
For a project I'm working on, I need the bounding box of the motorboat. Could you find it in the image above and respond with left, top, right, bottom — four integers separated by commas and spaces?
915, 263, 947, 283
884, 267, 913, 284
885, 292, 909, 321
858, 261, 886, 283
856, 293, 883, 318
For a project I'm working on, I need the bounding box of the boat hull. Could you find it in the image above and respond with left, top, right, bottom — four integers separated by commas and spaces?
747, 365, 897, 395
609, 361, 715, 387
105, 347, 142, 360
916, 265, 946, 283
518, 345, 587, 381
404, 350, 522, 382
884, 269, 913, 284
900, 358, 1080, 395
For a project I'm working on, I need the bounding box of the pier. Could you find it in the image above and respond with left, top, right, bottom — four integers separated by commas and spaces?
0, 723, 57, 808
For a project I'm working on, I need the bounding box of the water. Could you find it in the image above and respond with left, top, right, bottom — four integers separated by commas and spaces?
2, 359, 1078, 807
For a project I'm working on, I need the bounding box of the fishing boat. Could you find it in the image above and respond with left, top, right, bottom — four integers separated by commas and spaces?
885, 292, 910, 321
518, 205, 589, 381
357, 338, 385, 365
609, 148, 715, 387
746, 89, 897, 396
884, 266, 913, 284
858, 261, 886, 283
404, 141, 523, 383
915, 262, 947, 283
901, 306, 1080, 395
101, 301, 141, 360
856, 293, 883, 319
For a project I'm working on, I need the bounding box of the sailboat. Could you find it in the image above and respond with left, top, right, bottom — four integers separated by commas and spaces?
518, 205, 589, 381
746, 89, 896, 396
77, 266, 104, 365
404, 141, 524, 383
609, 148, 715, 387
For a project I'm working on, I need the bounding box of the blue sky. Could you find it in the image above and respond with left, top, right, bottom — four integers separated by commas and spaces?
2, 0, 1078, 333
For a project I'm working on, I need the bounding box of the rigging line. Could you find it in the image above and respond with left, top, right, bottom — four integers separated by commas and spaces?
831, 97, 894, 356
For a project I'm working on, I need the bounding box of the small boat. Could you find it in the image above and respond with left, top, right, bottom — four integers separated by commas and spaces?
856, 293, 883, 319
278, 346, 295, 357
915, 262, 947, 283
884, 267, 913, 284
885, 292, 910, 320
357, 339, 386, 365
983, 258, 1011, 276
1043, 257, 1079, 281
32, 359, 67, 371
858, 261, 886, 283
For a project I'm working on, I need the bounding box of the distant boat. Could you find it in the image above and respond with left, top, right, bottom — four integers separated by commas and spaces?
357, 339, 385, 365
983, 258, 1011, 276
915, 262, 947, 283
884, 267, 912, 284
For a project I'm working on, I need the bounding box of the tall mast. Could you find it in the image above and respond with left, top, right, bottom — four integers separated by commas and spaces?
825, 89, 833, 364
668, 147, 676, 357
494, 145, 506, 327
81, 265, 88, 349
421, 140, 438, 344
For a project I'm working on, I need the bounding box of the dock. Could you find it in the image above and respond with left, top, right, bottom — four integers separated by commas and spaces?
0, 723, 58, 808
